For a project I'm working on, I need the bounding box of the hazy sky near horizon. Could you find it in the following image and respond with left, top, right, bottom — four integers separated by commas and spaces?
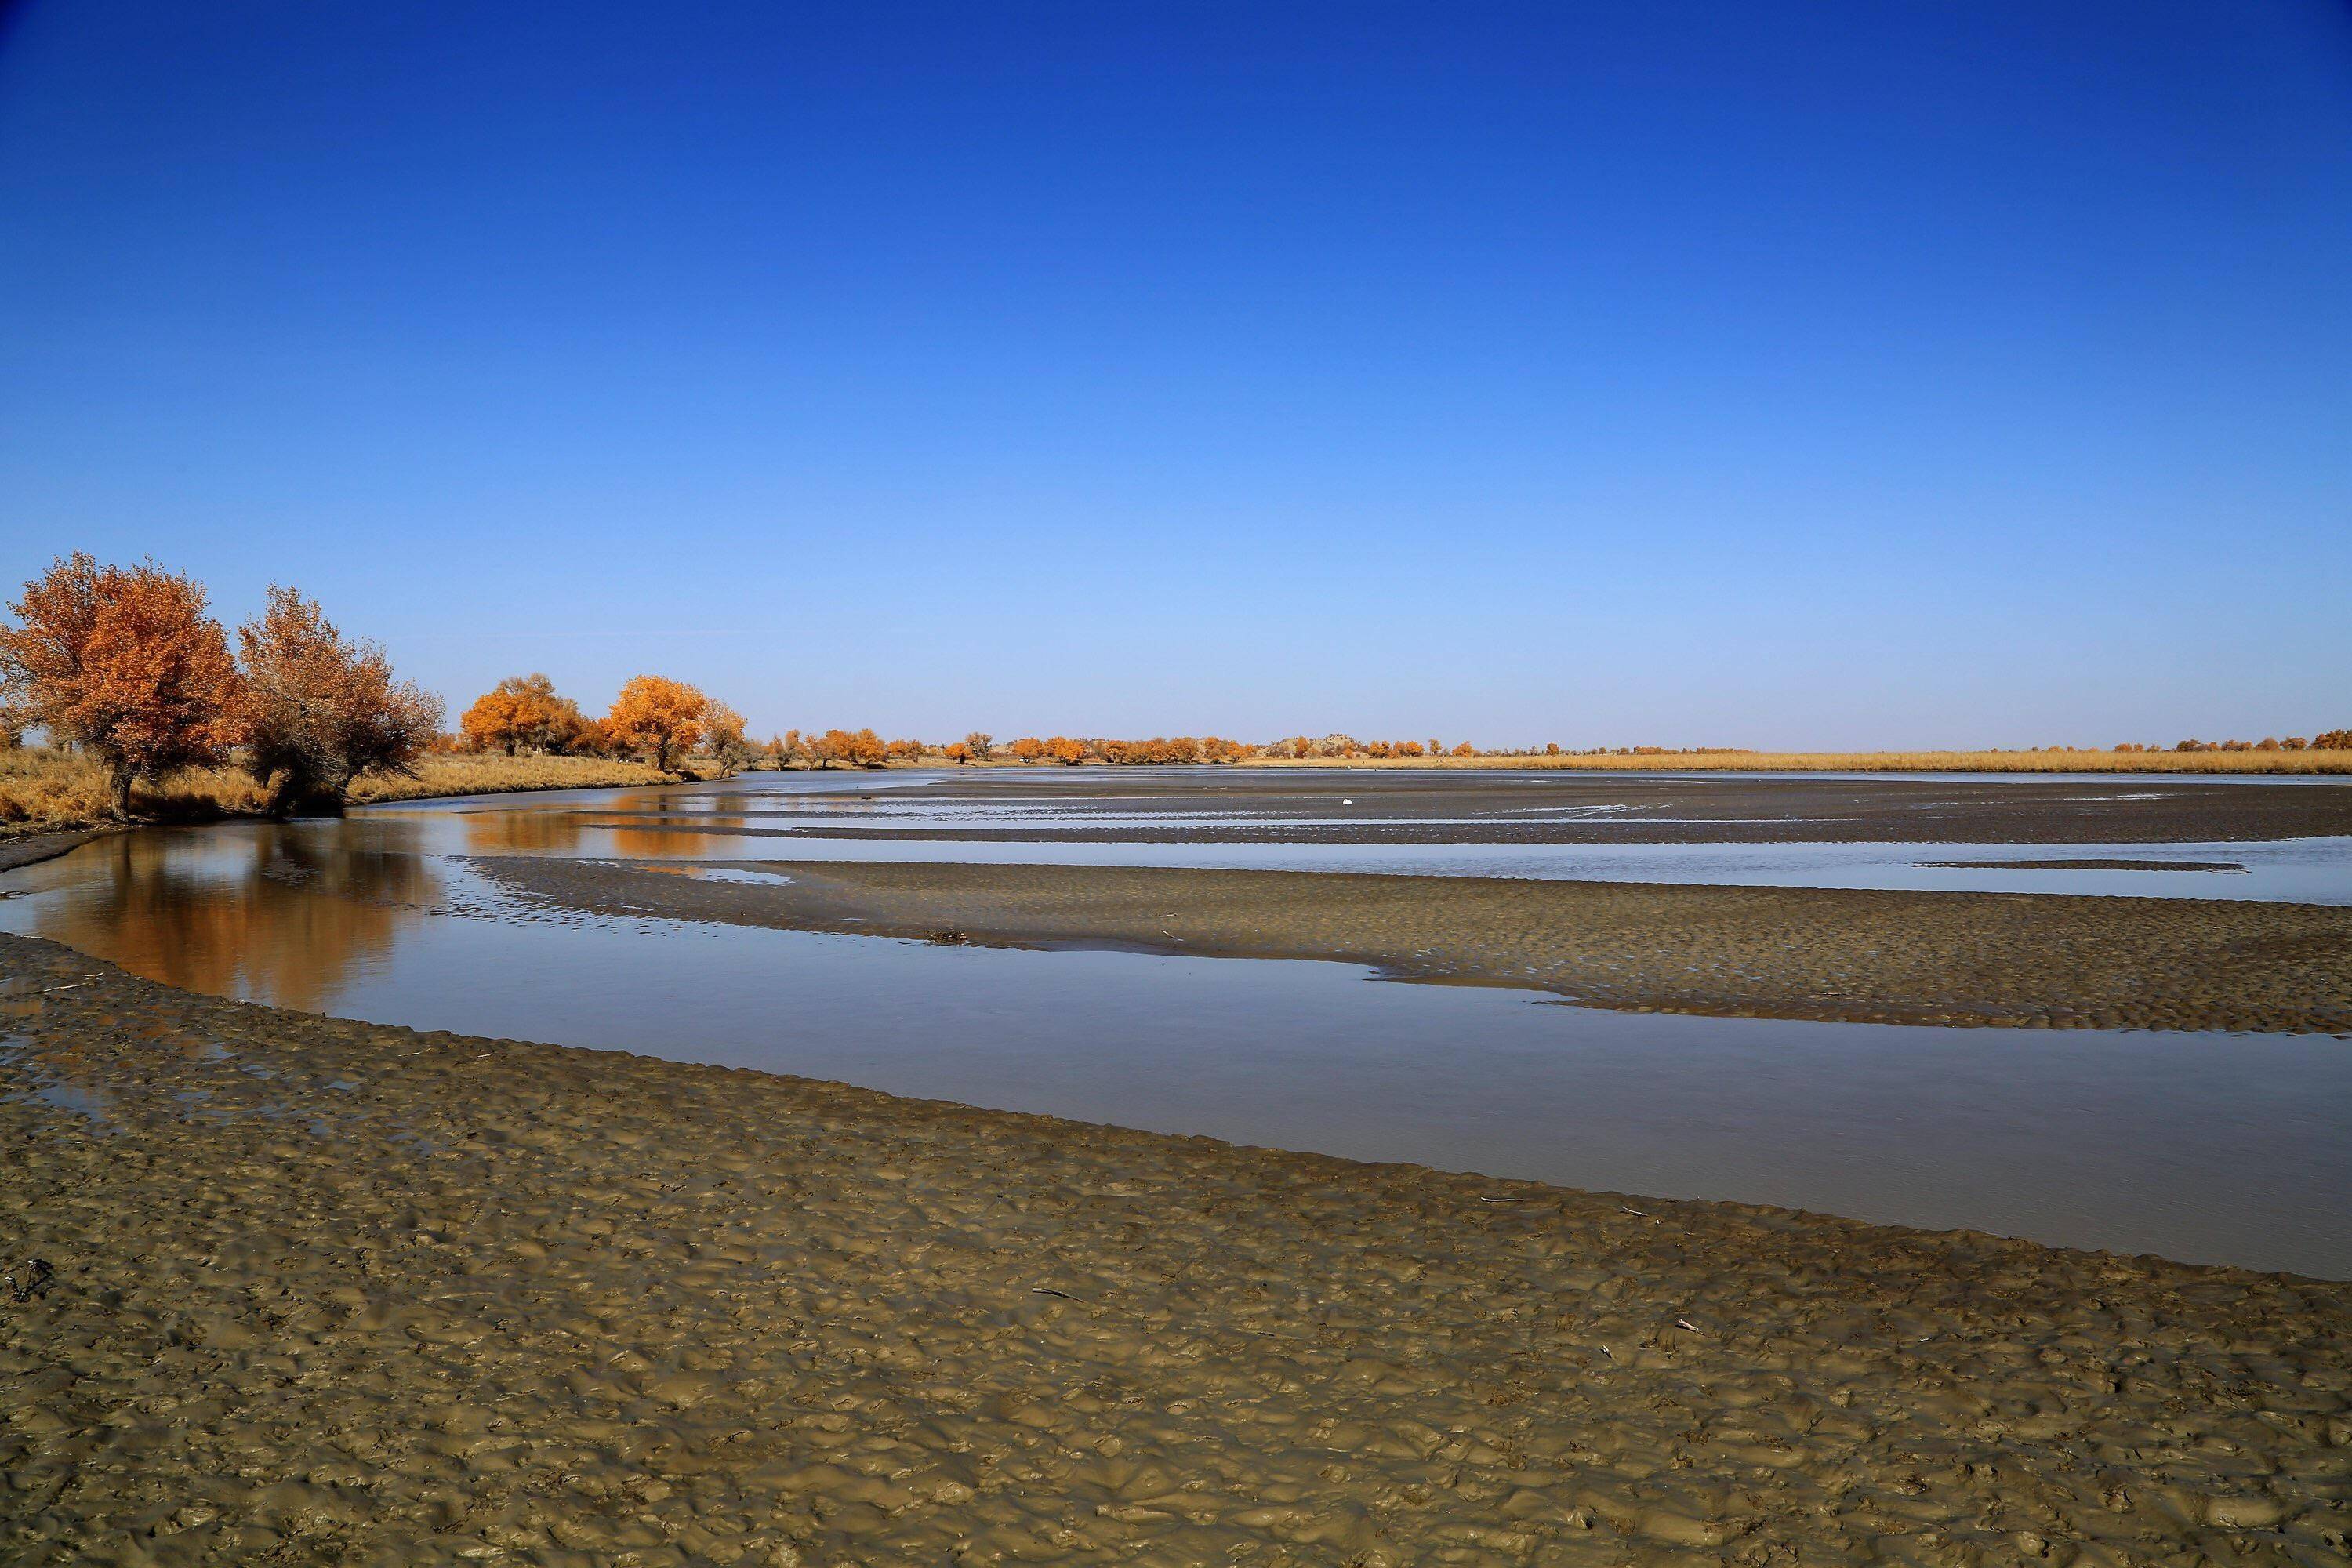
3, 2, 2347, 747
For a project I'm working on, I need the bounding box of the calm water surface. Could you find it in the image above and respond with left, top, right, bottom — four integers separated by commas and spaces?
368, 771, 2352, 903
3, 771, 2348, 1277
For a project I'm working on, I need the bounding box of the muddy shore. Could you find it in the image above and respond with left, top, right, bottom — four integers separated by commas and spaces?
2, 932, 2348, 1566
666, 770, 2352, 846
470, 857, 2352, 1035
0, 830, 114, 877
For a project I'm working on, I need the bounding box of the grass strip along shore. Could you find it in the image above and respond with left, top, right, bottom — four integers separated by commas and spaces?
0, 752, 711, 840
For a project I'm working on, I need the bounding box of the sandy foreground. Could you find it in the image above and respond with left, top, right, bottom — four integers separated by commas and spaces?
2, 934, 2348, 1567
470, 858, 2352, 1035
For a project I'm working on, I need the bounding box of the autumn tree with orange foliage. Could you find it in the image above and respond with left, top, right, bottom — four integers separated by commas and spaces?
0, 553, 244, 815
1044, 735, 1087, 764
235, 585, 442, 815
810, 727, 887, 768
942, 742, 971, 764
460, 673, 590, 756
1009, 736, 1044, 763
605, 676, 706, 772
699, 700, 753, 776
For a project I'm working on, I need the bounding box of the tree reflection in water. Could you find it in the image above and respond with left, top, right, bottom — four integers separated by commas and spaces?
27, 826, 442, 1014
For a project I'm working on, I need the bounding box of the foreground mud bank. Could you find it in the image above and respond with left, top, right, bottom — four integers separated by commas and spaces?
473, 858, 2352, 1034
3, 934, 2348, 1566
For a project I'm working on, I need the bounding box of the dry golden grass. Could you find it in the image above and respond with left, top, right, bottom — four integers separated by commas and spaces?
0, 749, 699, 836
346, 751, 687, 805
0, 750, 265, 832
1247, 749, 2352, 775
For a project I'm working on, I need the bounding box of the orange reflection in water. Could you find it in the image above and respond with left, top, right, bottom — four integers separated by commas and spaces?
460, 808, 586, 855
27, 828, 441, 1015
593, 822, 733, 858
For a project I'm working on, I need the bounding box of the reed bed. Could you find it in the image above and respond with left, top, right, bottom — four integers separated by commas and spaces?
1246, 749, 2352, 775
346, 751, 684, 804
0, 749, 692, 835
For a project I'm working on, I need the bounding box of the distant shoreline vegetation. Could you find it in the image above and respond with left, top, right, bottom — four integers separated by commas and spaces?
4, 551, 2348, 837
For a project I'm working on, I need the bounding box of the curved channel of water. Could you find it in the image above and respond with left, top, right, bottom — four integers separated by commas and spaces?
2, 772, 2348, 1277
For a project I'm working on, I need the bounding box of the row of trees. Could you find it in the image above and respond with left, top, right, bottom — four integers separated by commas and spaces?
27, 550, 2339, 815
0, 555, 441, 815
459, 673, 753, 775
1255, 735, 1740, 760
770, 728, 889, 769
2118, 735, 2352, 753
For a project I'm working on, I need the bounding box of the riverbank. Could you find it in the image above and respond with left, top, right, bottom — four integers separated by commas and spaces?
470, 857, 2352, 1034
2, 931, 2347, 1566
0, 750, 715, 840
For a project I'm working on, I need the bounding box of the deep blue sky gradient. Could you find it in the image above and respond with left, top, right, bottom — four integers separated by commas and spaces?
3, 2, 2347, 745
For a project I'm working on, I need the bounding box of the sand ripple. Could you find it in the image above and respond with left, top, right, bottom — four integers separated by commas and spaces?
3, 935, 2349, 1565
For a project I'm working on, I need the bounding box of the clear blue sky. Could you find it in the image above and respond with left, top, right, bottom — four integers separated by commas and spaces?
3, 2, 2347, 747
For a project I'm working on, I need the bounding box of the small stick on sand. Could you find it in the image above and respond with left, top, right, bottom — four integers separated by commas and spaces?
1620, 1206, 1650, 1218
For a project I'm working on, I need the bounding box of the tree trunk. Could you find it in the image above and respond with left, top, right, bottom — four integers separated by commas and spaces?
109, 765, 132, 818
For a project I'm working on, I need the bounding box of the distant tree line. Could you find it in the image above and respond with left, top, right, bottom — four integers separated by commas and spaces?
2118, 735, 2352, 753
18, 552, 2342, 818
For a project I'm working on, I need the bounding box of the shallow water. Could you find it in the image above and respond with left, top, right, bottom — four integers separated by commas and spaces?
4, 784, 2350, 1276
355, 771, 2352, 903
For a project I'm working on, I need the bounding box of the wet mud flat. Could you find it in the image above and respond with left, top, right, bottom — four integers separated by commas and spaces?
474, 858, 2352, 1034
2, 935, 2349, 1567
711, 770, 2352, 846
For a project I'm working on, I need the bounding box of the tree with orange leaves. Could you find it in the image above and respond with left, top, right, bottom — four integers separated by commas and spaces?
606, 675, 706, 772
459, 673, 587, 756
699, 699, 753, 776
1009, 736, 1044, 763
1, 553, 243, 815
814, 727, 887, 768
1044, 735, 1086, 765
235, 584, 441, 815
459, 687, 532, 755
942, 742, 971, 765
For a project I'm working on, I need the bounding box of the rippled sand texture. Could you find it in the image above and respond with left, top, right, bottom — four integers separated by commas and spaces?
3, 935, 2349, 1567
474, 858, 2352, 1034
